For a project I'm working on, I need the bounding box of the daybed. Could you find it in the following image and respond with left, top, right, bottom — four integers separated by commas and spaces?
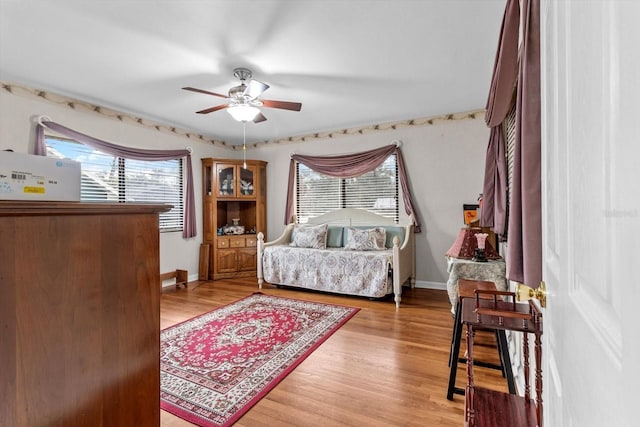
257, 208, 416, 309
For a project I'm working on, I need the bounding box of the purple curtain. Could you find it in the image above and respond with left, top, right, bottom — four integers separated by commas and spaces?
284, 144, 421, 232
481, 126, 508, 234
34, 120, 197, 239
480, 0, 520, 236
506, 0, 541, 285
284, 159, 297, 224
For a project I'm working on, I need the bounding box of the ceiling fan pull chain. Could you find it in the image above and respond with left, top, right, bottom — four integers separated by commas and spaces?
243, 122, 247, 169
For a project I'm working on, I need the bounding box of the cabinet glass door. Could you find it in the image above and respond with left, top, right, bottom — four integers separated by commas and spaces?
238, 166, 256, 197
217, 165, 235, 197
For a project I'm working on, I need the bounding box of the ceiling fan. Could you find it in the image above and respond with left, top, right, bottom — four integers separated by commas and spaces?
182, 67, 302, 123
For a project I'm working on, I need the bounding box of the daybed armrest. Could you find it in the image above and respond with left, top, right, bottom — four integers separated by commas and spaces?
262, 223, 296, 247
257, 223, 296, 289
391, 217, 416, 310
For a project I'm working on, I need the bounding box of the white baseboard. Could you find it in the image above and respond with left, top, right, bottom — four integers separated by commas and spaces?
413, 280, 447, 291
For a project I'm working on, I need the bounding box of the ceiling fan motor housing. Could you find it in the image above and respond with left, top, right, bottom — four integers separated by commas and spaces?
228, 83, 247, 99
229, 68, 262, 105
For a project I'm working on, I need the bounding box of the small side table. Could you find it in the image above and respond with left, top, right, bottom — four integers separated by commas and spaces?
445, 256, 507, 311
462, 293, 543, 427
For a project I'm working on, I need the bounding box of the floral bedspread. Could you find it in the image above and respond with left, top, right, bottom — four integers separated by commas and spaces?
262, 245, 393, 298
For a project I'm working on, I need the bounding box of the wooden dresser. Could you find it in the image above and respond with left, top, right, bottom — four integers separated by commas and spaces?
0, 201, 170, 427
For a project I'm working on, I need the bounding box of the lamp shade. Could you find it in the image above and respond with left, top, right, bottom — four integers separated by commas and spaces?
446, 227, 501, 259
227, 105, 260, 122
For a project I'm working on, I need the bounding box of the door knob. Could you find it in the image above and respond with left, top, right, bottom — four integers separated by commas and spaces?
516, 281, 547, 308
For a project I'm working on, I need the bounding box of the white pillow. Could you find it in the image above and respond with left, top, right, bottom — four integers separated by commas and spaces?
344, 227, 387, 251
290, 223, 328, 249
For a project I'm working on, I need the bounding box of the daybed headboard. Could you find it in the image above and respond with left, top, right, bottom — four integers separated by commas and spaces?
305, 208, 400, 226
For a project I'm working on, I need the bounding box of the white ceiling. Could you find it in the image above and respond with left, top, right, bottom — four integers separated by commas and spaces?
0, 0, 505, 146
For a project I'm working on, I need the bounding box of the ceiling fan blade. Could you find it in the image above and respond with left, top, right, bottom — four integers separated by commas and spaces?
244, 80, 270, 99
196, 104, 229, 114
242, 80, 269, 99
261, 99, 302, 112
182, 87, 228, 98
253, 112, 267, 123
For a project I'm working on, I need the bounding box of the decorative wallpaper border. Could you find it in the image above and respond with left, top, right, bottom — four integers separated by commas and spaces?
251, 110, 485, 150
2, 81, 484, 151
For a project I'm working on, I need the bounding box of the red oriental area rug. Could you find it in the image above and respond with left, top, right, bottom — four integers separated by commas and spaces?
160, 292, 359, 427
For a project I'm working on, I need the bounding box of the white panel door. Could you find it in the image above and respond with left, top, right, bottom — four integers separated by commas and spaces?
541, 1, 640, 426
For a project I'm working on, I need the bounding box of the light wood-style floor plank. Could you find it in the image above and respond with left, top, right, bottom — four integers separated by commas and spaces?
160, 279, 510, 426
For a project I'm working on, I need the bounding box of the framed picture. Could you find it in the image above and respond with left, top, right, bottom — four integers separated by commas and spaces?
463, 204, 479, 225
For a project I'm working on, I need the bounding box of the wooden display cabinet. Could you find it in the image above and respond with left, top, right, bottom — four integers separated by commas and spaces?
202, 158, 267, 280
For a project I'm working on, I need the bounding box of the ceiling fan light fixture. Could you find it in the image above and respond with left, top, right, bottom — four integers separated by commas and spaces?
227, 104, 260, 122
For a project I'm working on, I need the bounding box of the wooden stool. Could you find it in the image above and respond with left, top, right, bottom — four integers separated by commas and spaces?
446, 279, 516, 400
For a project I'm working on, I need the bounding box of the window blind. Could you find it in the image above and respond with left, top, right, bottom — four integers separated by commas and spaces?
295, 154, 399, 223
45, 137, 184, 232
504, 102, 517, 212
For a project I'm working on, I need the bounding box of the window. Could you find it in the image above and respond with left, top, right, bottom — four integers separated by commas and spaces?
45, 136, 184, 232
295, 154, 399, 223
504, 101, 517, 228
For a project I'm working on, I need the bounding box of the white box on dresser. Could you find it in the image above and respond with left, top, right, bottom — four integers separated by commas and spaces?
0, 151, 80, 201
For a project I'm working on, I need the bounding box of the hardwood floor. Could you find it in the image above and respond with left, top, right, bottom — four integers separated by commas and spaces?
160, 279, 510, 427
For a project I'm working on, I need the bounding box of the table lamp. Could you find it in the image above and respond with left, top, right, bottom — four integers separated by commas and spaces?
445, 227, 501, 260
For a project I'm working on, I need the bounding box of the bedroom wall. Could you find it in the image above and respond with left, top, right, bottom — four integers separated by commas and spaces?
1, 87, 489, 287
255, 116, 488, 287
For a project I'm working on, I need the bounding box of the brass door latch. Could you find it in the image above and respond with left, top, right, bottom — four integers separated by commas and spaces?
516, 281, 547, 308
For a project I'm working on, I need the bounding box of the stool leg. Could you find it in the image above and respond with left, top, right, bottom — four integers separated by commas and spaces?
448, 302, 462, 367
497, 330, 516, 394
447, 302, 463, 400
494, 330, 507, 378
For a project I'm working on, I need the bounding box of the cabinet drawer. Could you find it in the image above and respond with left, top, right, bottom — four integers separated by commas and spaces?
217, 238, 229, 248
245, 236, 257, 247
229, 237, 246, 248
